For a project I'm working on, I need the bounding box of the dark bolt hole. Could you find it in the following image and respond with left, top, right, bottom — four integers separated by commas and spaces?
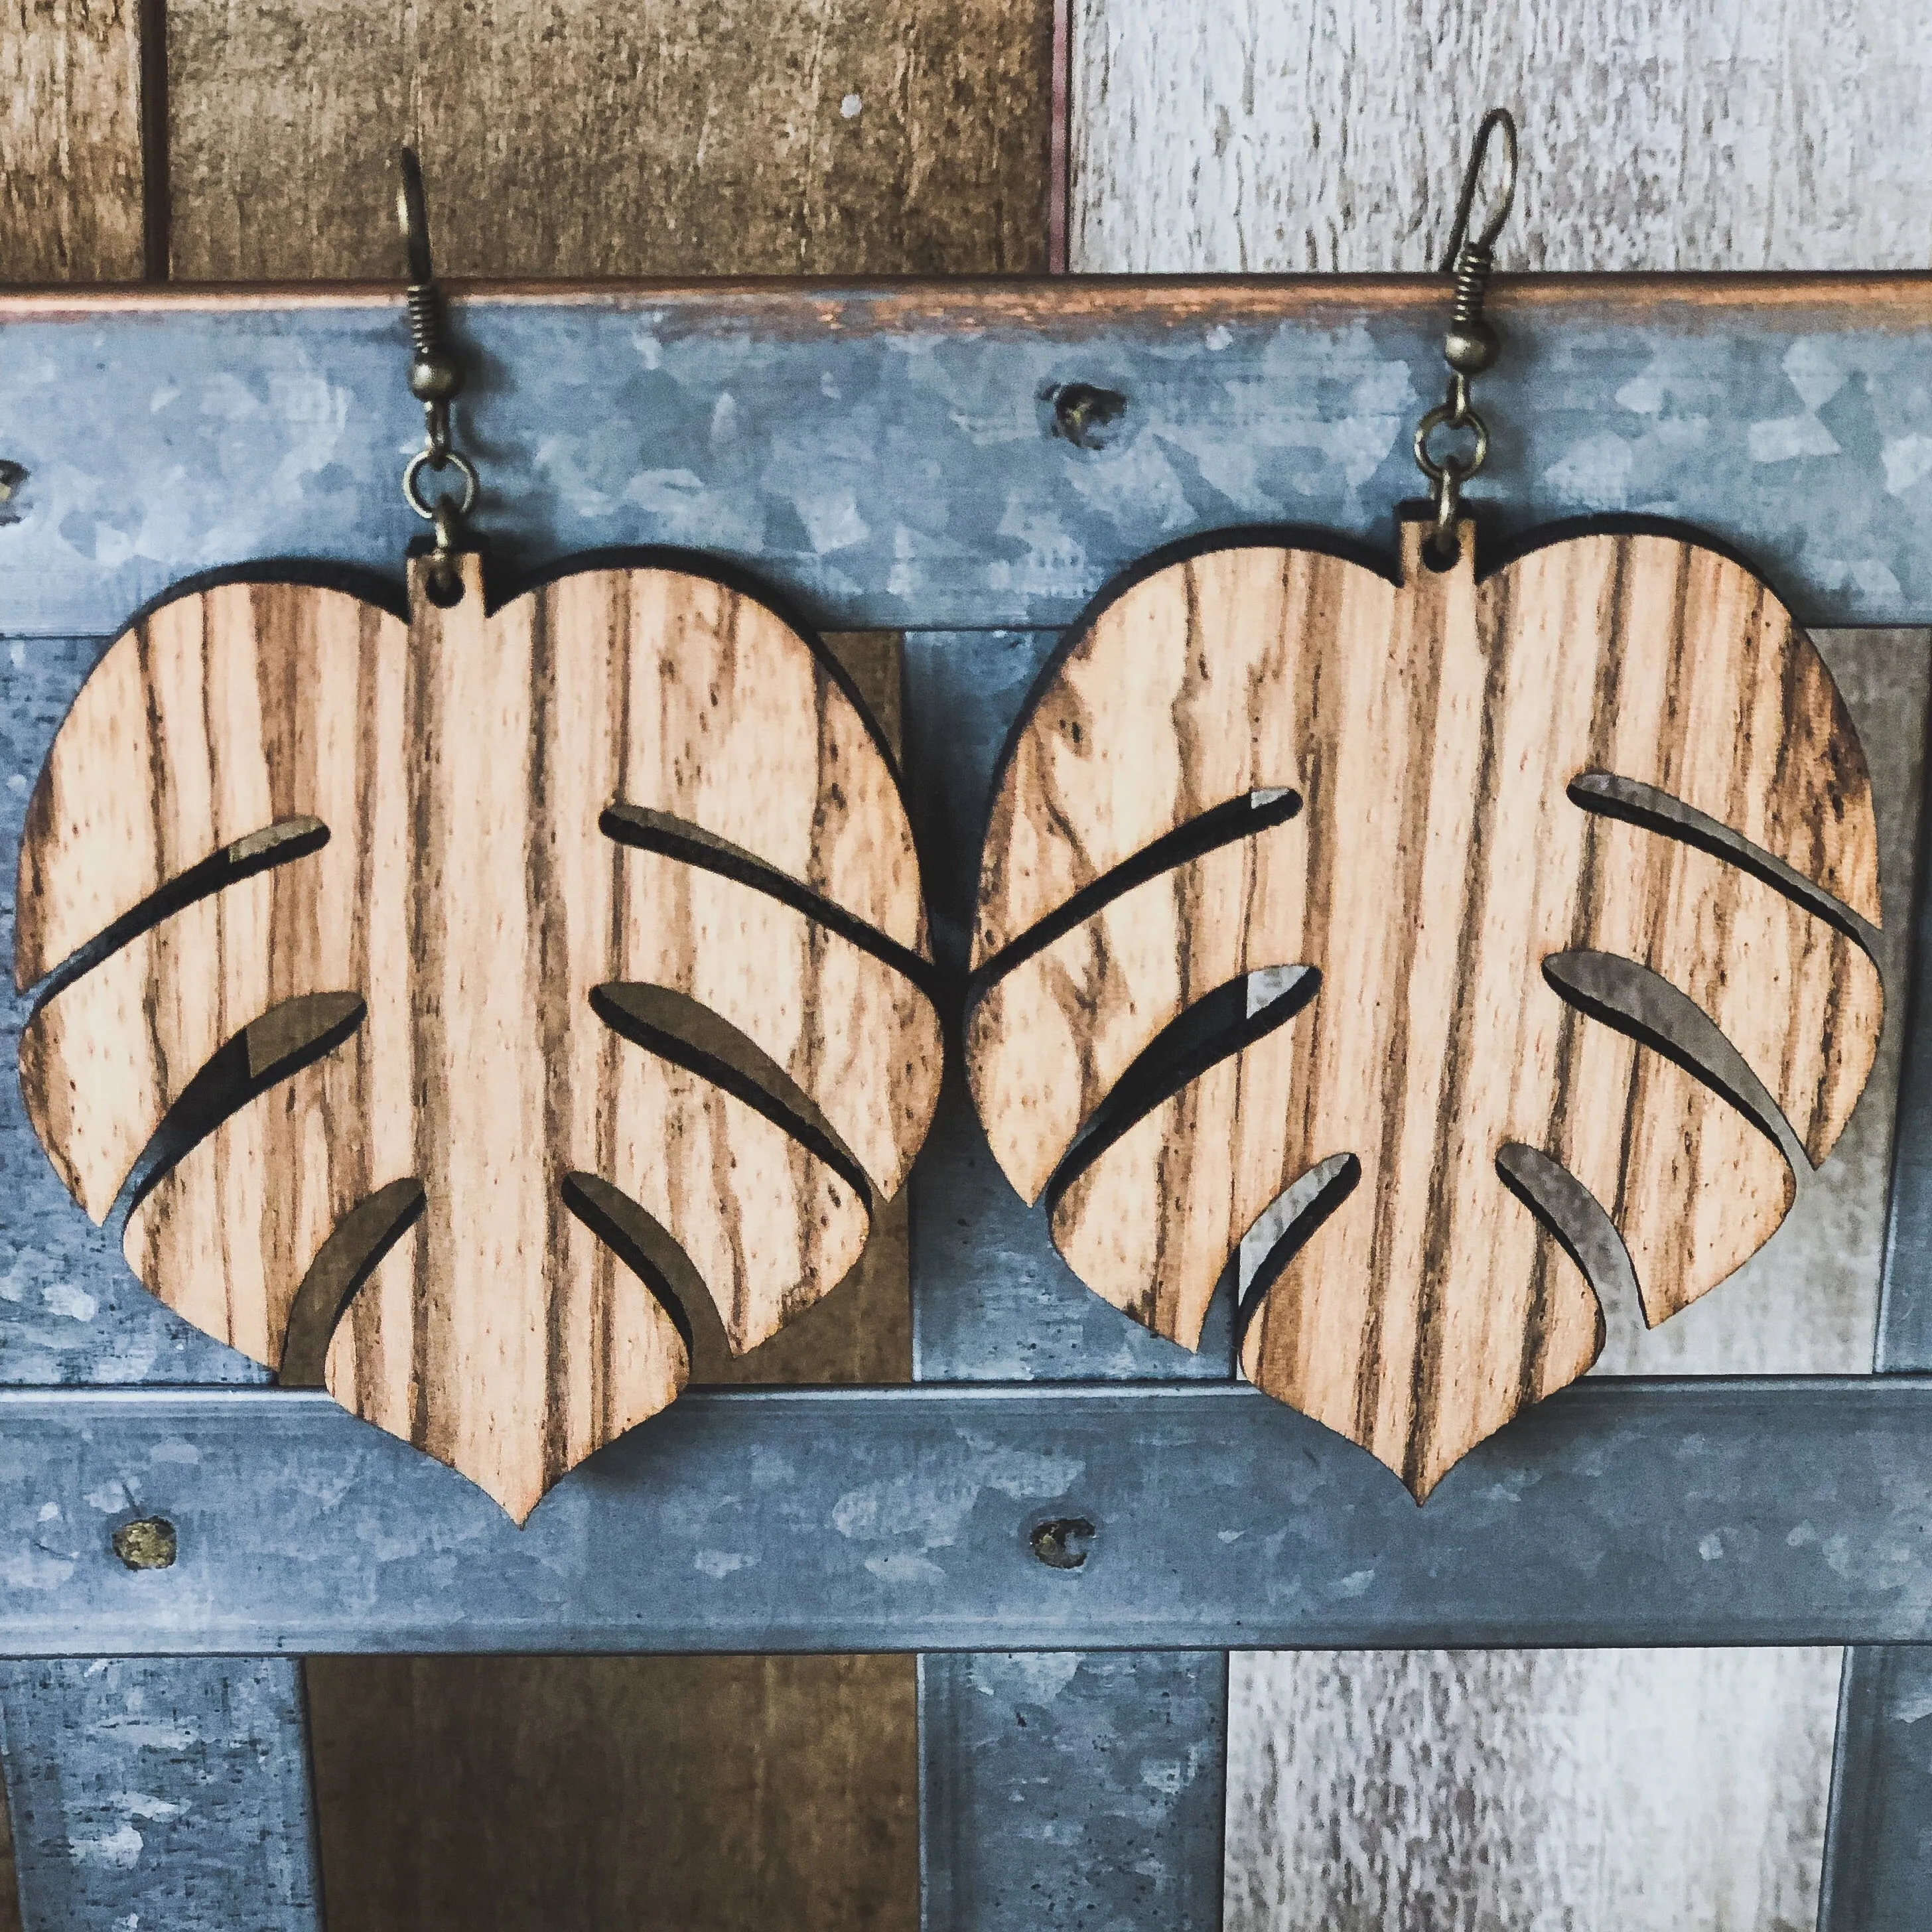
1030, 1516, 1096, 1570
1047, 383, 1127, 450
423, 562, 466, 608
113, 1517, 178, 1572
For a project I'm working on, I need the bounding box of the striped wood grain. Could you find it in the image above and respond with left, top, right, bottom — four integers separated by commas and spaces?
15, 556, 943, 1521
968, 518, 1882, 1496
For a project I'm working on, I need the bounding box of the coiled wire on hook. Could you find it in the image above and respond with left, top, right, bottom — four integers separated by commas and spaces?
1412, 107, 1517, 559
396, 149, 478, 600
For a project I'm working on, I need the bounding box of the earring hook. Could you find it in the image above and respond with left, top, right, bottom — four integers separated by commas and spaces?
1439, 106, 1518, 272
397, 145, 437, 287
393, 147, 477, 601
1412, 107, 1520, 562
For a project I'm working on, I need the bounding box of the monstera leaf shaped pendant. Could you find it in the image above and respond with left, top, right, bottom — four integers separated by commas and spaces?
17, 553, 943, 1520
967, 515, 1882, 1498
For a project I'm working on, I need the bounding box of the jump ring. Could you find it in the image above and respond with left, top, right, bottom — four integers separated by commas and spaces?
1413, 403, 1489, 484
403, 447, 479, 521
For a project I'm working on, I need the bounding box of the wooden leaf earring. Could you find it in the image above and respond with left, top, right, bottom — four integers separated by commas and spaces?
965, 109, 1881, 1499
15, 152, 945, 1522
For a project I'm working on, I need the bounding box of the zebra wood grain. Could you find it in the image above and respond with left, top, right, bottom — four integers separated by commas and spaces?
15, 555, 942, 1521
968, 518, 1883, 1497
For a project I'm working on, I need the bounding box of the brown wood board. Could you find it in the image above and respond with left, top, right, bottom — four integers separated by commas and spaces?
0, 0, 146, 282
967, 516, 1884, 1498
15, 558, 942, 1521
161, 0, 1054, 281
305, 1653, 917, 1932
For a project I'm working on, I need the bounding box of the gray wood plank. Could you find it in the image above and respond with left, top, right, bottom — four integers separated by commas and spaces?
1227, 1647, 1840, 1932
1070, 0, 1932, 273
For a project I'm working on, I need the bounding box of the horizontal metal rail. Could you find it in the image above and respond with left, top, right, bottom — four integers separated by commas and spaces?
1, 1377, 1927, 1655
3, 278, 1932, 637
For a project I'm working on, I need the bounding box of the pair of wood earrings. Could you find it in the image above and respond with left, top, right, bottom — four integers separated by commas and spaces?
16, 127, 1882, 1519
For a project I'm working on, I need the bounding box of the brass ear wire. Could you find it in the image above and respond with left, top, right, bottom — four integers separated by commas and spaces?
1413, 107, 1519, 561
395, 147, 478, 600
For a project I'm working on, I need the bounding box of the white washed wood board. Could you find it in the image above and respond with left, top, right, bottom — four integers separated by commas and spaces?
1071, 0, 1932, 273
1070, 2, 1932, 1911
1225, 1646, 1842, 1932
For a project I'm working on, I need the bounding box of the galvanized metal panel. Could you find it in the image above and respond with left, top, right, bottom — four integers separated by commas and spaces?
0, 1381, 1926, 1655
904, 628, 1231, 1929
3, 284, 1932, 638
1818, 1645, 1932, 1931
0, 1658, 322, 1931
1818, 711, 1932, 1927
920, 1651, 1227, 1931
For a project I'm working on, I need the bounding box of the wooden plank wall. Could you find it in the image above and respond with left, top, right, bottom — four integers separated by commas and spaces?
1065, 5, 1932, 1926
1, 6, 1052, 1929
7, 2, 1930, 1928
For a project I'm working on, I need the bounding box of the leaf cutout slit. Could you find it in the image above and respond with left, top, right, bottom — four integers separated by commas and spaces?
561, 1172, 708, 1359
969, 788, 1304, 1002
590, 981, 876, 1210
1234, 1152, 1362, 1346
23, 816, 329, 1010
1541, 950, 1811, 1180
1568, 772, 1881, 959
1043, 965, 1321, 1217
601, 803, 941, 1000
1494, 1144, 1646, 1353
112, 991, 367, 1231
279, 1179, 427, 1387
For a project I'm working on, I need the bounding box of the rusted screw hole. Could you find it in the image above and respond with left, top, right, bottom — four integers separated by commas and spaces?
1030, 1516, 1095, 1570
113, 1517, 178, 1572
1047, 383, 1127, 450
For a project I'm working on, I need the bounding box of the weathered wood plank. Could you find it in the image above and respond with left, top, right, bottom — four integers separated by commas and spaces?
1070, 0, 1932, 272
969, 518, 1883, 1496
15, 561, 941, 1519
165, 0, 1054, 279
1225, 1646, 1841, 1931
0, 0, 145, 283
306, 1654, 915, 1932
